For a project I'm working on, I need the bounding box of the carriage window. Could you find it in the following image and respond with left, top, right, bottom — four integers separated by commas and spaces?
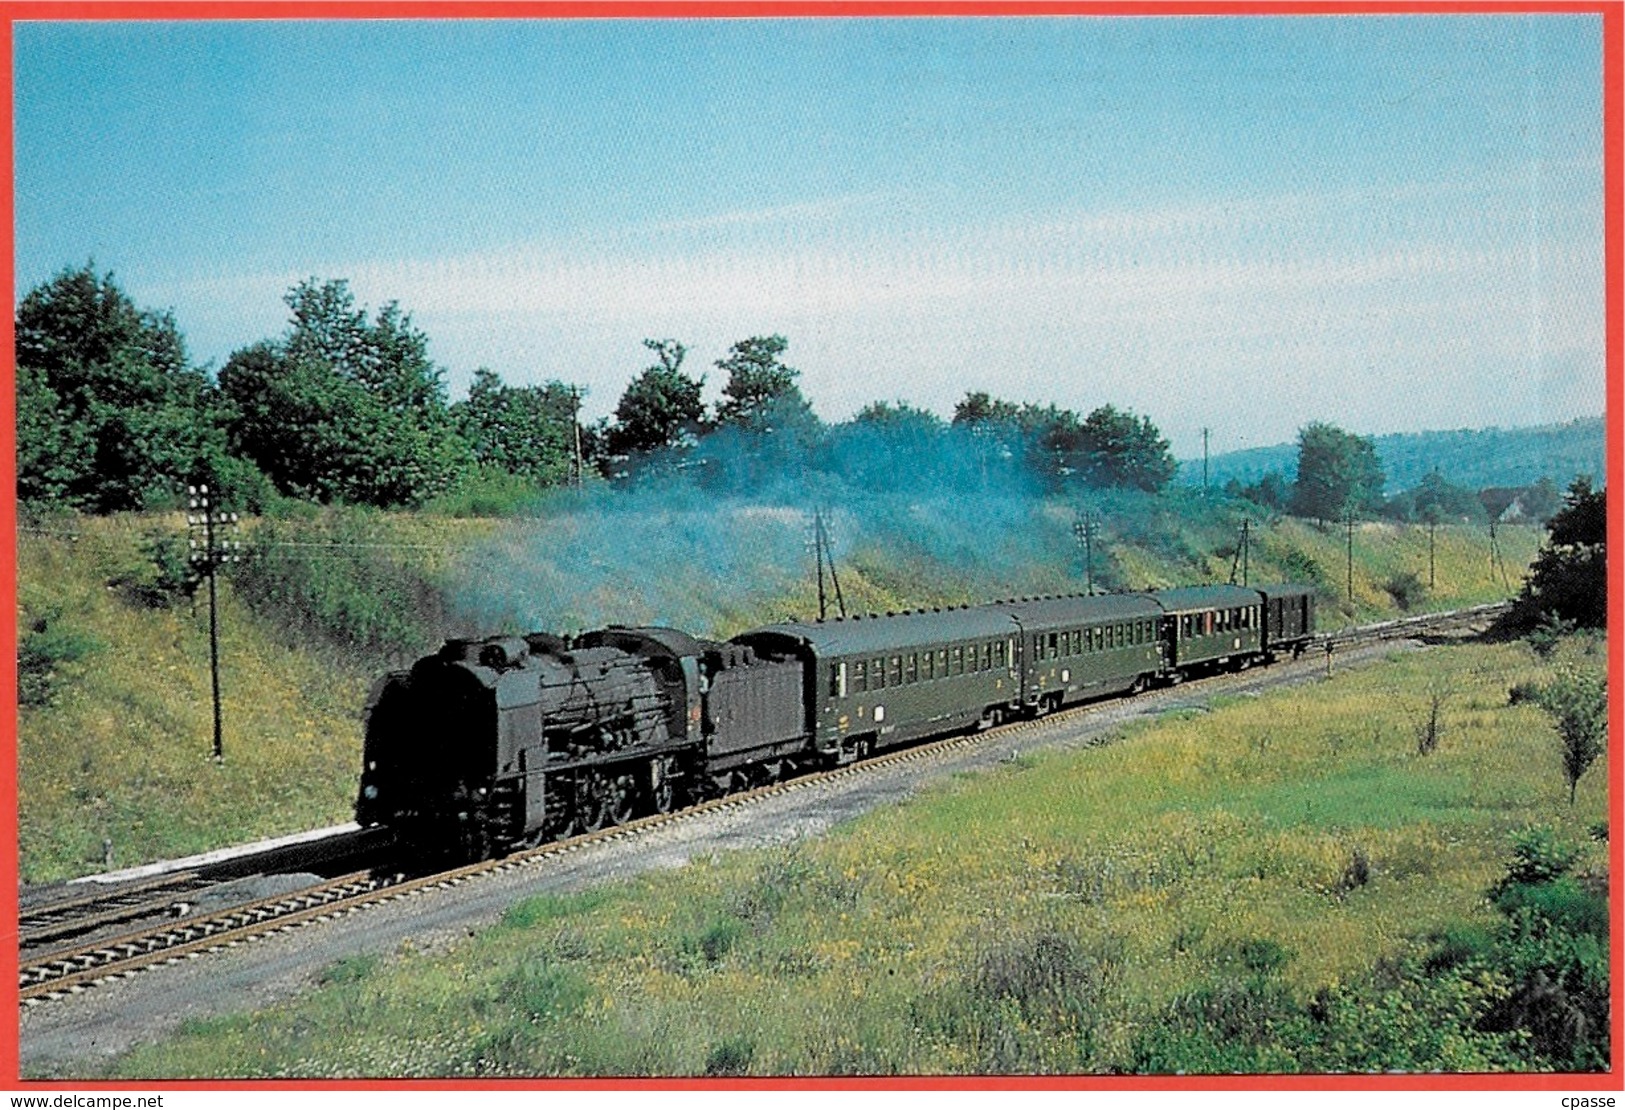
853, 659, 867, 693
995, 640, 1007, 667
889, 655, 903, 686
872, 657, 885, 689
981, 642, 993, 670
1047, 632, 1059, 658
1071, 630, 1082, 655
923, 650, 935, 680
906, 653, 918, 684
830, 662, 846, 698
938, 648, 949, 674
1181, 615, 1192, 638
952, 646, 965, 675
1032, 636, 1044, 661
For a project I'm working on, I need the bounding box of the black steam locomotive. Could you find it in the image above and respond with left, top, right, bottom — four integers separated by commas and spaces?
357, 584, 1315, 859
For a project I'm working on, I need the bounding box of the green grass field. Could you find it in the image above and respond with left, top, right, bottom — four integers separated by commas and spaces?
80, 633, 1607, 1079
16, 504, 1543, 884
16, 505, 1542, 884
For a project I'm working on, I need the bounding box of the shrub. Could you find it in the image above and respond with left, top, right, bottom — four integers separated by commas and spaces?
230, 509, 457, 665
1275, 548, 1328, 590
703, 1036, 755, 1077
1533, 668, 1607, 804
421, 467, 545, 518
18, 609, 101, 708
1383, 570, 1426, 612
109, 527, 200, 609
318, 954, 379, 987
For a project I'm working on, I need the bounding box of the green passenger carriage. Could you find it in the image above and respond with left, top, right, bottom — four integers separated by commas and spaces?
1006, 594, 1166, 714
737, 606, 1021, 762
1150, 585, 1267, 675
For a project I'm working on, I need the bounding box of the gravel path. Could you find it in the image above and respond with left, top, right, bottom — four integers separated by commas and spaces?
19, 636, 1424, 1077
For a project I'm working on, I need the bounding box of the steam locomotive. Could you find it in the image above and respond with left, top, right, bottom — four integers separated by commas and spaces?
357, 584, 1315, 859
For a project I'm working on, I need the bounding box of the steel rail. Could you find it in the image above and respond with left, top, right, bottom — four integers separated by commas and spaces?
20, 602, 1501, 1008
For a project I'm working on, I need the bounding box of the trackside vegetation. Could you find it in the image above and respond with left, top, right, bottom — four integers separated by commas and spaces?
81, 634, 1608, 1079
17, 503, 1540, 884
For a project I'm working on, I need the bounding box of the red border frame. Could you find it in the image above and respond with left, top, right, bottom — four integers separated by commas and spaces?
1, 0, 1619, 1093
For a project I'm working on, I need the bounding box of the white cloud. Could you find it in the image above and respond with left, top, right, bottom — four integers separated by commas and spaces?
150, 174, 1605, 454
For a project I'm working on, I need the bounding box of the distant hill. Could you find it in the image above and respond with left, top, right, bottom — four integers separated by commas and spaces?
1180, 417, 1606, 495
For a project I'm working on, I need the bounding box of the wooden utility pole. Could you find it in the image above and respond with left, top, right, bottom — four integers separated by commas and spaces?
570, 386, 584, 488
1346, 508, 1355, 604
821, 511, 846, 619
1073, 514, 1096, 594
1428, 518, 1437, 588
187, 485, 241, 763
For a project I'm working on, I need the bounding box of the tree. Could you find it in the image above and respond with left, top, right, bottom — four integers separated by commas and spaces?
453, 368, 581, 485
1225, 470, 1289, 511
1072, 405, 1177, 492
606, 339, 707, 459
1536, 667, 1607, 804
1406, 470, 1485, 525
1519, 477, 1562, 524
826, 401, 950, 489
1290, 422, 1385, 525
15, 263, 227, 511
1512, 478, 1606, 630
952, 391, 1022, 429
713, 335, 816, 435
219, 279, 471, 507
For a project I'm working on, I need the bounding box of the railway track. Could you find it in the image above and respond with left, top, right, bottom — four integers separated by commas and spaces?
18, 601, 1506, 1009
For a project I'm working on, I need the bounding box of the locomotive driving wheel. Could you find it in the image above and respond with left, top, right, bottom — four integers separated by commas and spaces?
607, 773, 639, 826
651, 774, 678, 814
576, 771, 613, 833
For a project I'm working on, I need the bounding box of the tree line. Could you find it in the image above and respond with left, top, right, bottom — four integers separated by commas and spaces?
13, 263, 1588, 540
15, 265, 1183, 512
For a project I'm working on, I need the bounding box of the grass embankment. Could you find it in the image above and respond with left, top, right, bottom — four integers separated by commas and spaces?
16, 501, 1542, 884
15, 511, 495, 883
90, 634, 1607, 1078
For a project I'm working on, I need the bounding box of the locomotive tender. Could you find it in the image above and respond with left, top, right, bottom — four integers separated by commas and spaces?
357, 584, 1315, 858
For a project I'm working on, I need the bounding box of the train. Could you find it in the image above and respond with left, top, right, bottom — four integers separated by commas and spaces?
356, 583, 1315, 860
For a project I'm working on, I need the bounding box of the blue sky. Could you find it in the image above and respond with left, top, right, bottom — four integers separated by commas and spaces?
13, 15, 1606, 457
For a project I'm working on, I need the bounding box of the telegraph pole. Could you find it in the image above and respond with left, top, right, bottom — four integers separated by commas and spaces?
1230, 518, 1252, 586
818, 510, 846, 619
1346, 507, 1355, 604
810, 509, 829, 620
188, 485, 241, 763
570, 385, 585, 488
1241, 518, 1250, 586
1073, 514, 1097, 594
1202, 428, 1210, 497
1428, 517, 1437, 589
